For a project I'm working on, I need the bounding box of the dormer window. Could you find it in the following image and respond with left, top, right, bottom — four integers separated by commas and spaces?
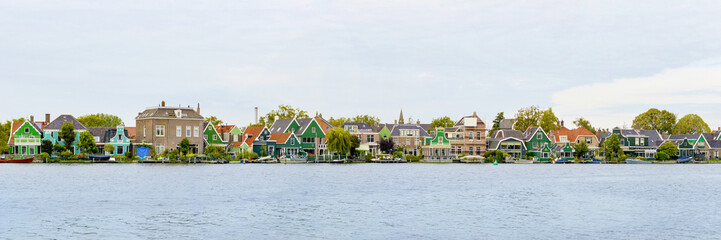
560, 136, 568, 142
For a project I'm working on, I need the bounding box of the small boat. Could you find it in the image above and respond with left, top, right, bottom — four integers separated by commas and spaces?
280, 156, 307, 164
330, 159, 346, 164
0, 157, 34, 163
585, 158, 606, 164
89, 155, 111, 160
554, 158, 574, 164
513, 159, 534, 164
625, 158, 651, 164
677, 157, 693, 164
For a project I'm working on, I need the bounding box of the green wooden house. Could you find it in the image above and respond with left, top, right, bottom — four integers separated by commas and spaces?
270, 132, 302, 157
422, 127, 452, 162
552, 142, 574, 158
203, 122, 228, 148
522, 127, 552, 162
8, 120, 43, 155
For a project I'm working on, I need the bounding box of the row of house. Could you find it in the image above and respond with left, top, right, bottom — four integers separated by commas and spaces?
8, 101, 721, 161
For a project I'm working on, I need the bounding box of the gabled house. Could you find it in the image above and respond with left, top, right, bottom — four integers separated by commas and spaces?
8, 120, 43, 155
42, 114, 88, 154
341, 122, 379, 155
444, 112, 487, 157
377, 124, 394, 141
422, 127, 452, 162
295, 116, 334, 155
549, 124, 599, 158
390, 124, 431, 156
269, 132, 301, 157
599, 128, 663, 159
87, 126, 131, 155
487, 119, 527, 159
665, 133, 714, 160
203, 122, 228, 148
241, 126, 275, 157
522, 127, 552, 162
269, 119, 301, 134
215, 125, 242, 146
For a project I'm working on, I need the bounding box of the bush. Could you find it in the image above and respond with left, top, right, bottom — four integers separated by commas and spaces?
60, 150, 74, 158
636, 156, 647, 161
364, 154, 372, 161
656, 152, 669, 161
405, 154, 422, 162
484, 150, 509, 163
124, 151, 134, 159
40, 152, 50, 162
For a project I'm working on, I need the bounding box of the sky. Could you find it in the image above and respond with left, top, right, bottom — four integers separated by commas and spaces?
2, 0, 721, 130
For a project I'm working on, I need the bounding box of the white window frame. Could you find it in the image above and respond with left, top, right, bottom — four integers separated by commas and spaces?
186, 126, 191, 137
176, 126, 182, 137
156, 125, 165, 137
194, 126, 199, 137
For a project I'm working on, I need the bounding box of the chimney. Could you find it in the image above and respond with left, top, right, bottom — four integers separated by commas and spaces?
45, 113, 50, 123
417, 120, 420, 126
394, 120, 398, 124
473, 111, 477, 116
30, 115, 34, 123
161, 101, 165, 107
254, 107, 259, 124
197, 103, 200, 114
561, 120, 564, 127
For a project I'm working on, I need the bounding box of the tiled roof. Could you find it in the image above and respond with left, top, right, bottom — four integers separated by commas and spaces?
125, 127, 136, 138
242, 126, 265, 146
269, 133, 292, 144
270, 119, 293, 133
88, 127, 112, 140
44, 115, 87, 131
315, 116, 334, 133
136, 107, 203, 120
7, 121, 23, 145
550, 127, 595, 143
454, 114, 485, 127
340, 122, 373, 131
215, 125, 235, 134
390, 124, 431, 137
708, 140, 721, 149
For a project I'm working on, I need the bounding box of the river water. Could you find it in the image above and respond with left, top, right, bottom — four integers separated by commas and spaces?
1, 164, 720, 239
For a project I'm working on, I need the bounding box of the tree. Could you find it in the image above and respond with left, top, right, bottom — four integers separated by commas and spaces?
0, 118, 25, 153
351, 115, 380, 127
204, 116, 223, 126
673, 114, 711, 134
540, 108, 560, 133
483, 150, 509, 163
657, 142, 679, 159
326, 128, 352, 156
572, 141, 590, 159
78, 132, 98, 154
59, 122, 76, 151
77, 113, 123, 127
379, 138, 395, 154
656, 152, 670, 161
258, 105, 309, 127
602, 134, 622, 160
179, 138, 190, 155
573, 118, 596, 134
349, 135, 361, 157
488, 112, 504, 136
104, 144, 115, 154
41, 139, 53, 155
328, 117, 351, 128
514, 106, 542, 131
430, 116, 454, 131
632, 108, 677, 135
53, 143, 66, 153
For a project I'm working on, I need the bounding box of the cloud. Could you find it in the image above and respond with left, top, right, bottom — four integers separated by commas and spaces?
552, 65, 721, 129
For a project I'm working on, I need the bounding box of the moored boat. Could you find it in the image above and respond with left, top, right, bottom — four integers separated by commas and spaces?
0, 157, 34, 163
584, 158, 606, 164
514, 159, 533, 164
677, 157, 693, 164
330, 159, 346, 164
553, 158, 574, 164
625, 158, 651, 164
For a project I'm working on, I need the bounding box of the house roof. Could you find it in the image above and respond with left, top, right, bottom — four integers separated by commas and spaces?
487, 137, 525, 150
295, 118, 313, 134
44, 115, 87, 131
708, 140, 721, 149
314, 116, 334, 133
390, 124, 431, 137
136, 107, 203, 120
242, 126, 266, 146
269, 133, 293, 144
499, 119, 515, 130
490, 129, 524, 139
522, 127, 543, 141
7, 121, 23, 145
341, 122, 374, 132
270, 119, 294, 133
550, 127, 596, 143
88, 127, 112, 139
215, 125, 235, 134
376, 123, 395, 132
125, 127, 136, 138
454, 113, 485, 127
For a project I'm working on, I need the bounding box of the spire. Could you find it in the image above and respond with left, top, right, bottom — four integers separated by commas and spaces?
399, 109, 405, 124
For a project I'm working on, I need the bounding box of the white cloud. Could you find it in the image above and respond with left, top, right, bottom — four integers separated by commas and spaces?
553, 66, 721, 129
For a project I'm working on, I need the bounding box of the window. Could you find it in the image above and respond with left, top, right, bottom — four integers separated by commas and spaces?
29, 147, 34, 155
24, 128, 29, 133
469, 132, 474, 140
194, 126, 199, 137
533, 142, 538, 149
176, 126, 182, 137
476, 147, 482, 155
537, 132, 542, 140
204, 135, 208, 140
635, 138, 640, 145
290, 137, 295, 145
406, 138, 410, 145
186, 126, 191, 137
367, 135, 374, 143
156, 125, 165, 136
560, 136, 568, 142
477, 132, 482, 140
143, 127, 146, 137
118, 135, 123, 141
213, 135, 217, 141
312, 128, 316, 133
586, 138, 592, 144
117, 147, 123, 154
233, 135, 238, 142
156, 144, 165, 153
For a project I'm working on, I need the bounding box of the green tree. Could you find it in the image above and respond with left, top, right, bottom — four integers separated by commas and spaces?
656, 152, 670, 161
41, 139, 53, 155
204, 116, 223, 126
657, 142, 679, 159
430, 116, 455, 132
77, 113, 123, 127
572, 141, 590, 159
0, 118, 26, 153
488, 112, 504, 136
260, 147, 268, 157
483, 150, 509, 163
58, 122, 76, 151
673, 114, 711, 134
326, 128, 352, 157
573, 118, 596, 134
540, 108, 560, 133
514, 106, 543, 131
349, 135, 361, 157
328, 117, 351, 128
258, 105, 309, 127
53, 143, 66, 153
602, 134, 622, 160
632, 108, 677, 135
104, 144, 115, 154
179, 138, 190, 155
351, 115, 380, 127
78, 132, 98, 154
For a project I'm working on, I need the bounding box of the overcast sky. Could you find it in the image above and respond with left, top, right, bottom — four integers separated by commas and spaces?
3, 1, 721, 129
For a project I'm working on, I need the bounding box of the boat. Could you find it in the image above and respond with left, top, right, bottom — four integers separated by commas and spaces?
89, 155, 111, 160
677, 157, 693, 164
513, 159, 534, 164
280, 156, 307, 164
330, 159, 346, 164
554, 158, 574, 164
0, 157, 34, 163
625, 158, 651, 164
584, 158, 606, 164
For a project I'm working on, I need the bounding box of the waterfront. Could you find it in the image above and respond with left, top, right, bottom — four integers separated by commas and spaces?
2, 164, 721, 239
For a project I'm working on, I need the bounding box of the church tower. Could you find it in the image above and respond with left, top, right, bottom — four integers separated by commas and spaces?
398, 109, 405, 124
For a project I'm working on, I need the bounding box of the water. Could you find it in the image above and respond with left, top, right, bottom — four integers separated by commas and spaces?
2, 164, 721, 239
